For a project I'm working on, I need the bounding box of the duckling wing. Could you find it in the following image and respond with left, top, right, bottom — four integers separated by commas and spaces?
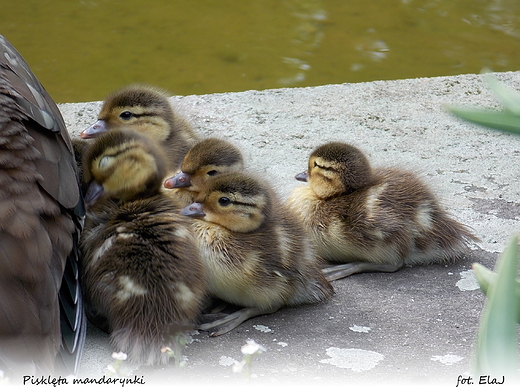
0, 35, 86, 376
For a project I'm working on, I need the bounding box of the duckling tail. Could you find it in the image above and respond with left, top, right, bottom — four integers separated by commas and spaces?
110, 327, 170, 366
434, 218, 480, 263
406, 214, 480, 267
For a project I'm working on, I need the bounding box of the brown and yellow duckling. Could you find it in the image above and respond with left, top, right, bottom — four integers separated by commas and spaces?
181, 171, 334, 336
80, 84, 198, 171
80, 129, 205, 365
287, 142, 478, 281
163, 137, 244, 207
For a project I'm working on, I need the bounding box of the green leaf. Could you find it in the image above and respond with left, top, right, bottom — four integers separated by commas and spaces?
472, 263, 495, 296
484, 74, 520, 115
449, 106, 520, 135
473, 236, 519, 379
473, 262, 520, 323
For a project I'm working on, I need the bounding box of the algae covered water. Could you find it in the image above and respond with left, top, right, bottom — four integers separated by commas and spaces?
1, 0, 520, 102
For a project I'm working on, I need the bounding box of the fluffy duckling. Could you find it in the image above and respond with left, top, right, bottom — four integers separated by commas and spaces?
163, 137, 244, 207
80, 129, 206, 365
81, 84, 198, 170
0, 35, 86, 377
287, 142, 478, 281
181, 171, 334, 336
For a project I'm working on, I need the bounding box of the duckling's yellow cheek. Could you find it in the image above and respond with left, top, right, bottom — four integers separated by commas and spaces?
228, 212, 264, 233
141, 123, 167, 142
198, 210, 215, 224
309, 175, 341, 199
105, 114, 124, 128
102, 154, 157, 198
201, 211, 249, 233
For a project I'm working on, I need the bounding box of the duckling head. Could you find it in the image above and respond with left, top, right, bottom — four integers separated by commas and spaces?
83, 129, 168, 206
297, 142, 373, 199
81, 84, 175, 143
164, 138, 244, 192
181, 172, 269, 233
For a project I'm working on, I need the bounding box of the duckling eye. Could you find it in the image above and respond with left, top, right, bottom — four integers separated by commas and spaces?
313, 161, 333, 171
218, 197, 231, 206
119, 111, 133, 120
206, 170, 218, 176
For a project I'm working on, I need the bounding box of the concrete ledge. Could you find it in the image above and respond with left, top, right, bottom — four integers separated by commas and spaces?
58, 72, 520, 388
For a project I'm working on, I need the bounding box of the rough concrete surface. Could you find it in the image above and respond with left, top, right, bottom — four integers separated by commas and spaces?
56, 72, 520, 389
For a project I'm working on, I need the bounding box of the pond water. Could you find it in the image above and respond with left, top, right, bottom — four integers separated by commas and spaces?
2, 0, 520, 103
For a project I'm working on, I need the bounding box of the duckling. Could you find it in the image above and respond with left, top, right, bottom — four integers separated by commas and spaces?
181, 171, 334, 336
81, 84, 198, 171
0, 35, 86, 377
163, 137, 244, 207
80, 129, 206, 365
287, 142, 478, 281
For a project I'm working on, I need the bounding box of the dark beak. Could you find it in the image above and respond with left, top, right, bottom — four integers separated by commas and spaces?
295, 170, 309, 182
180, 203, 205, 218
80, 119, 108, 139
84, 182, 104, 207
164, 171, 192, 189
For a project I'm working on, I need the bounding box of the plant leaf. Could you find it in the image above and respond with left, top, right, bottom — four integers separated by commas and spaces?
449, 106, 520, 135
472, 263, 495, 296
473, 262, 520, 323
484, 74, 520, 115
473, 235, 519, 379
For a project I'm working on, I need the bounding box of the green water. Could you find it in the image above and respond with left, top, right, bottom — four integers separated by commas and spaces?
1, 0, 520, 103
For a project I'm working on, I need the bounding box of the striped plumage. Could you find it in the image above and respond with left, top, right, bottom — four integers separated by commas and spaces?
80, 129, 206, 365
181, 171, 334, 336
81, 84, 198, 172
287, 142, 478, 280
163, 137, 244, 207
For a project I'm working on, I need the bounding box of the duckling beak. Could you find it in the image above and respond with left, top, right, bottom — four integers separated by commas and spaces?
84, 181, 105, 207
81, 119, 108, 139
295, 170, 309, 182
181, 203, 205, 218
164, 172, 192, 189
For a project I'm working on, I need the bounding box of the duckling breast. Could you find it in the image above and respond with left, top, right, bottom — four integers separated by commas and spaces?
286, 184, 321, 227
189, 219, 296, 310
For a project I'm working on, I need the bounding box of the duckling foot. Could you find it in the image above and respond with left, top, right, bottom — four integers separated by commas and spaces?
199, 312, 229, 323
197, 306, 279, 337
322, 262, 402, 281
206, 300, 231, 314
